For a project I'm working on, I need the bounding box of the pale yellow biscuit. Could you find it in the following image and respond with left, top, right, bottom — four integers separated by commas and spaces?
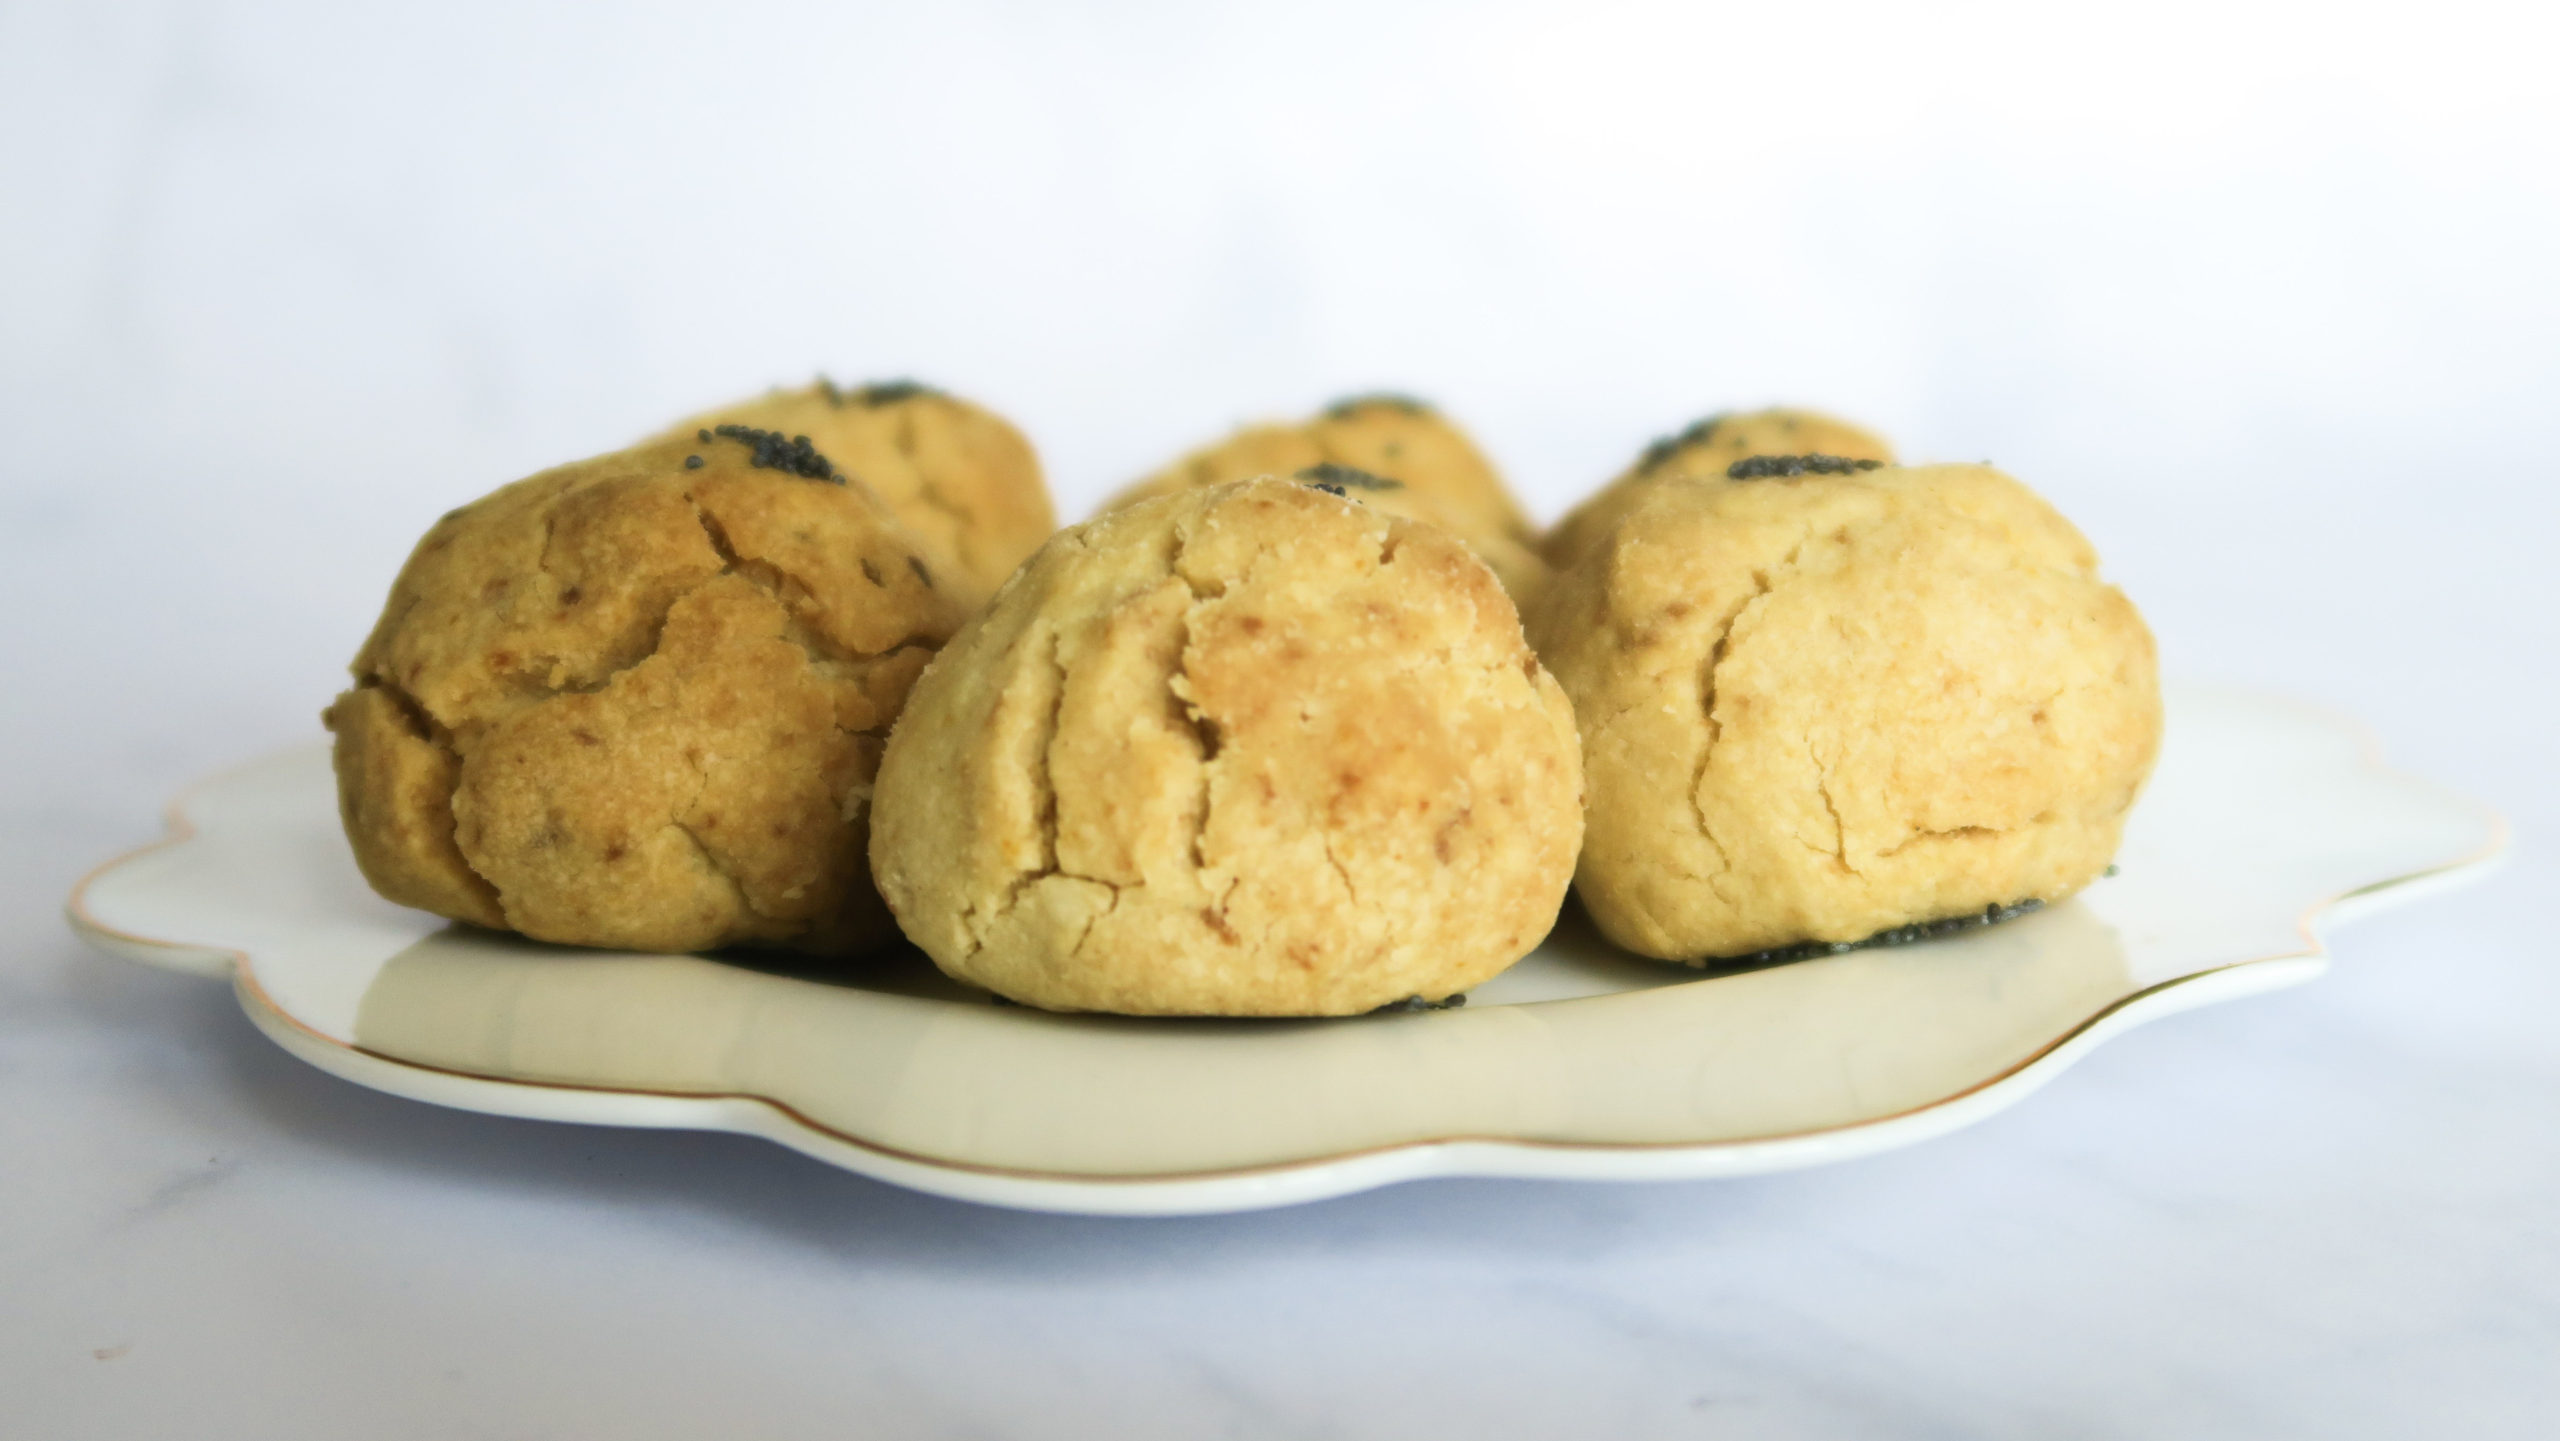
1544, 408, 1896, 572
1105, 395, 1549, 604
326, 429, 967, 955
871, 477, 1584, 1015
665, 379, 1055, 608
1528, 462, 2158, 962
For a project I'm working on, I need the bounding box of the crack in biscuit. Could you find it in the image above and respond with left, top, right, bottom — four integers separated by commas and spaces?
1813, 759, 1857, 875
685, 495, 946, 675
963, 625, 1074, 959
1163, 521, 1227, 923
354, 674, 511, 916
667, 502, 949, 924
1878, 825, 1999, 858
1165, 511, 1234, 605
687, 497, 841, 660
1032, 629, 1064, 885
1169, 598, 1233, 935
673, 766, 762, 923
367, 673, 460, 751
1321, 829, 1360, 907
1685, 527, 1826, 901
1065, 879, 1120, 959
511, 500, 665, 698
684, 500, 835, 661
1685, 598, 1765, 891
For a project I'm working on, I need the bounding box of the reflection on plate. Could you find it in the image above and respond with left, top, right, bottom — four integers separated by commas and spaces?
70, 684, 2502, 1215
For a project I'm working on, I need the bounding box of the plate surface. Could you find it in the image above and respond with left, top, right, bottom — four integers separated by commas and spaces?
70, 684, 2501, 1215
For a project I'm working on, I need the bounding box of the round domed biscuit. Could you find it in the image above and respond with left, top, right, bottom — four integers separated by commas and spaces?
665, 379, 1055, 608
1544, 408, 1896, 571
1528, 461, 2159, 962
1106, 394, 1549, 604
325, 428, 969, 955
871, 477, 1584, 1015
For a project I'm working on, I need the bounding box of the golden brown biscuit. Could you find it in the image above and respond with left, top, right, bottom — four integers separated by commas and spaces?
665, 379, 1055, 608
1105, 395, 1549, 603
1543, 408, 1895, 571
326, 428, 968, 955
1528, 460, 2158, 962
871, 477, 1584, 1015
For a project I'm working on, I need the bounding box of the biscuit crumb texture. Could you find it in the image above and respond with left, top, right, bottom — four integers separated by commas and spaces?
871, 479, 1585, 1015
1529, 463, 2159, 961
1105, 396, 1550, 604
666, 380, 1055, 608
1543, 408, 1897, 571
325, 437, 966, 955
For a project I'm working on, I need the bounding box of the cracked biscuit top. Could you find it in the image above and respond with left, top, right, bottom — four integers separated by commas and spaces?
869, 477, 1585, 1016
662, 379, 1056, 609
1103, 395, 1550, 605
1527, 462, 2159, 962
1542, 407, 1897, 571
324, 433, 969, 955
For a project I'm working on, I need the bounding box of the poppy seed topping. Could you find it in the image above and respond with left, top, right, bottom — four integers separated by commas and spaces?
1726, 453, 1884, 480
708, 424, 844, 483
1635, 414, 1728, 475
1295, 463, 1404, 493
1321, 392, 1432, 420
1370, 993, 1469, 1013
1697, 899, 2045, 971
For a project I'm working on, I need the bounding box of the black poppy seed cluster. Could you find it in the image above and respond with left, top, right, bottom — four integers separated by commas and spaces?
1694, 899, 2046, 972
1321, 392, 1431, 420
1295, 463, 1404, 493
701, 424, 843, 483
1635, 414, 1728, 475
1370, 993, 1469, 1013
1726, 453, 1884, 480
854, 380, 935, 407
817, 376, 937, 408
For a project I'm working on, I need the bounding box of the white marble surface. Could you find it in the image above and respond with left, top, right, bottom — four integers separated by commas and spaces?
5, 3, 2557, 1436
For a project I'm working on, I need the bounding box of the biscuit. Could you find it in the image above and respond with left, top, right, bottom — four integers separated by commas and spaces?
871, 477, 1584, 1015
1528, 461, 2158, 962
326, 428, 968, 955
665, 379, 1055, 608
1543, 408, 1895, 571
1105, 394, 1549, 603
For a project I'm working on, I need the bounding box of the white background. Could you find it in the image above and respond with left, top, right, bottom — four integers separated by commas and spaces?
4, 2, 2555, 1436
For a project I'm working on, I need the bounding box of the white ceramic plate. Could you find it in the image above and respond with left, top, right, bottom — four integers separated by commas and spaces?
70, 683, 2502, 1215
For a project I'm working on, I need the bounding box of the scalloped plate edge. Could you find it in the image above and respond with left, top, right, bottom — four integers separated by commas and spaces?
66, 702, 2509, 1216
